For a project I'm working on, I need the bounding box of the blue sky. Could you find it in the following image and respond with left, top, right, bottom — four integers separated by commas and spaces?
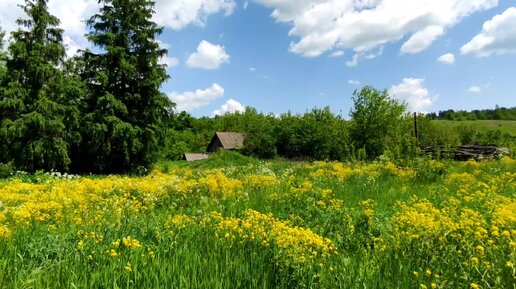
1, 0, 515, 117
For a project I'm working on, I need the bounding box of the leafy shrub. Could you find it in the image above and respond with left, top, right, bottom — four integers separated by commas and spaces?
408, 158, 447, 182
0, 162, 13, 179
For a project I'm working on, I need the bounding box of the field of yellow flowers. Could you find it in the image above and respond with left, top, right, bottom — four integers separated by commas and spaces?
0, 154, 514, 288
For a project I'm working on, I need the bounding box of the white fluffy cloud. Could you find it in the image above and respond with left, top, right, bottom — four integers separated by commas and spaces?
468, 86, 482, 93
187, 40, 230, 69
330, 50, 344, 57
168, 83, 225, 111
400, 26, 444, 54
346, 47, 383, 67
213, 99, 245, 116
348, 79, 361, 85
153, 0, 235, 30
390, 78, 434, 112
156, 40, 179, 68
0, 0, 101, 56
0, 0, 233, 56
437, 53, 455, 64
461, 7, 516, 57
253, 0, 498, 63
159, 56, 179, 68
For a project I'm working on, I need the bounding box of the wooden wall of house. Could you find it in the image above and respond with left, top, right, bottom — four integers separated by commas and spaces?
207, 138, 223, 153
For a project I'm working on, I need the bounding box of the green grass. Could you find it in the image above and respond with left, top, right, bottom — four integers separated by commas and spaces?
156, 150, 261, 171
0, 156, 515, 288
432, 120, 516, 136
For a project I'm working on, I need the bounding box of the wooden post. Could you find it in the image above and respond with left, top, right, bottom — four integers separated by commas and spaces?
413, 112, 419, 146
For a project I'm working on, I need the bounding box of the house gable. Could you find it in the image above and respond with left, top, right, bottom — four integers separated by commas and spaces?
207, 132, 245, 152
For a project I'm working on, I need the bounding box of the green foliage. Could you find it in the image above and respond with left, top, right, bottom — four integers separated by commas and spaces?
276, 107, 351, 161
188, 150, 260, 169
0, 25, 5, 98
407, 157, 448, 182
164, 107, 352, 162
74, 0, 174, 173
430, 120, 516, 137
0, 0, 77, 172
418, 117, 515, 150
240, 108, 277, 159
171, 111, 195, 130
162, 130, 192, 160
161, 112, 214, 160
0, 24, 5, 70
417, 116, 461, 148
0, 25, 4, 49
0, 162, 14, 178
428, 106, 516, 121
350, 86, 411, 159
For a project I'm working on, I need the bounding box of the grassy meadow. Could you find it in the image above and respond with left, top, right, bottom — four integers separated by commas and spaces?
0, 152, 515, 288
432, 120, 516, 136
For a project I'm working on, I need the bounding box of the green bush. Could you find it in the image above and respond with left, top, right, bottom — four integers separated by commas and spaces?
0, 162, 13, 179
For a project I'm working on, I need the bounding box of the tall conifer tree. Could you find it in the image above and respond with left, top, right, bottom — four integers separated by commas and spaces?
0, 0, 77, 172
78, 0, 173, 173
0, 24, 5, 74
0, 25, 4, 49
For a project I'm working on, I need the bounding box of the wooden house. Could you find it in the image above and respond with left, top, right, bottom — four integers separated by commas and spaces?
183, 153, 209, 162
206, 132, 245, 153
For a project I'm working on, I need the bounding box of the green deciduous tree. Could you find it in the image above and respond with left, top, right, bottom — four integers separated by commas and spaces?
350, 86, 410, 160
240, 107, 277, 159
303, 107, 351, 161
0, 0, 78, 172
76, 0, 174, 173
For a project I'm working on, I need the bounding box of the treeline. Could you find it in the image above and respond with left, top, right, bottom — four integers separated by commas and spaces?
0, 0, 173, 173
166, 87, 515, 162
426, 106, 516, 121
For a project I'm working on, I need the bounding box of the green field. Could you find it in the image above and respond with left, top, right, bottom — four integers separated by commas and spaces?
0, 153, 515, 288
432, 120, 516, 136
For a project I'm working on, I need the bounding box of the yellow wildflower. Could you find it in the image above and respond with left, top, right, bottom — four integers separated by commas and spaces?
124, 262, 132, 273
122, 236, 142, 250
425, 269, 432, 276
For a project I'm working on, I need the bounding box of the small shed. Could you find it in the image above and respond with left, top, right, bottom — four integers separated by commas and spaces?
183, 153, 209, 162
207, 132, 245, 153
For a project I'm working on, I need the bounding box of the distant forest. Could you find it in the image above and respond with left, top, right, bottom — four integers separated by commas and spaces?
164, 103, 516, 163
426, 106, 516, 121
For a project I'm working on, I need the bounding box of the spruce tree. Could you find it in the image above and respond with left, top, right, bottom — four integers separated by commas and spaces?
78, 0, 173, 173
0, 24, 5, 76
0, 26, 6, 163
0, 0, 77, 172
0, 25, 4, 49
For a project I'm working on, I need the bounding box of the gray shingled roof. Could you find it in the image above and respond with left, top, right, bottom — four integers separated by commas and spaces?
184, 153, 209, 161
215, 132, 244, 149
